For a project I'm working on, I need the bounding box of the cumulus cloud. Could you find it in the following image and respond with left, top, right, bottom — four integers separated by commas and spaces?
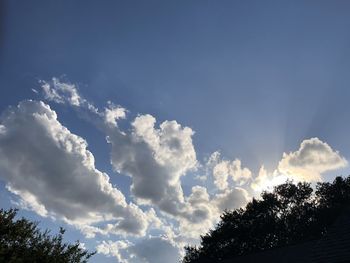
5, 78, 348, 263
37, 79, 348, 254
106, 114, 249, 239
251, 138, 347, 192
38, 79, 203, 223
213, 187, 250, 212
278, 137, 347, 181
180, 186, 214, 236
104, 113, 251, 240
0, 100, 148, 236
38, 78, 250, 233
107, 114, 198, 218
97, 240, 133, 263
130, 237, 181, 263
177, 185, 250, 240
38, 78, 233, 239
97, 237, 181, 263
104, 101, 127, 126
210, 152, 252, 190
107, 113, 245, 241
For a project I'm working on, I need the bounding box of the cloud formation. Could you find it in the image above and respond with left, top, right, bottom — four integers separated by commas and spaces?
40, 78, 99, 114
38, 78, 250, 233
211, 151, 252, 190
0, 100, 148, 236
41, 78, 82, 106
278, 137, 347, 181
178, 185, 249, 239
107, 113, 198, 218
38, 78, 247, 245
213, 187, 250, 212
106, 112, 248, 241
251, 138, 347, 191
104, 101, 127, 126
97, 237, 181, 263
32, 78, 349, 262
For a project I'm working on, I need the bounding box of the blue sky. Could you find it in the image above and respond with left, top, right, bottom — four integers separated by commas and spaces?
1, 1, 350, 262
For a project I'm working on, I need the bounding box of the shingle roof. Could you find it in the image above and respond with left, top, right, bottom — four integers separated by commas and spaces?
312, 206, 350, 262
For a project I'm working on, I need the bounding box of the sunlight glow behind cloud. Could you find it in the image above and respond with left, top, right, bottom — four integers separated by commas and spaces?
0, 78, 347, 262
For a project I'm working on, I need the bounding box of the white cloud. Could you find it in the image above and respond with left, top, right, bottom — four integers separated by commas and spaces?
130, 237, 181, 263
213, 187, 250, 212
41, 78, 82, 106
213, 161, 230, 190
97, 240, 133, 263
104, 102, 127, 126
39, 80, 201, 222
132, 115, 197, 178
105, 114, 250, 240
177, 185, 250, 240
7, 185, 49, 217
35, 79, 348, 262
37, 78, 230, 238
107, 114, 198, 218
0, 125, 6, 135
97, 237, 181, 263
0, 100, 148, 236
38, 78, 250, 233
251, 138, 347, 192
106, 114, 250, 239
251, 166, 281, 192
211, 152, 252, 190
278, 137, 347, 181
182, 186, 214, 232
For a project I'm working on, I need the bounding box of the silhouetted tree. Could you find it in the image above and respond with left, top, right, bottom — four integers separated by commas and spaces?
182, 176, 350, 263
0, 208, 95, 262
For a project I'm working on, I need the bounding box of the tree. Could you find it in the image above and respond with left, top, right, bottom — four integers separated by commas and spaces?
0, 208, 95, 263
182, 176, 350, 263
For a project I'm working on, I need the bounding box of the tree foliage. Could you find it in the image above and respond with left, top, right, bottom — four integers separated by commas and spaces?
0, 208, 95, 263
183, 176, 350, 263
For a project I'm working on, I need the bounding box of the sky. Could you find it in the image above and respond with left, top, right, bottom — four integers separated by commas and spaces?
1, 1, 350, 262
